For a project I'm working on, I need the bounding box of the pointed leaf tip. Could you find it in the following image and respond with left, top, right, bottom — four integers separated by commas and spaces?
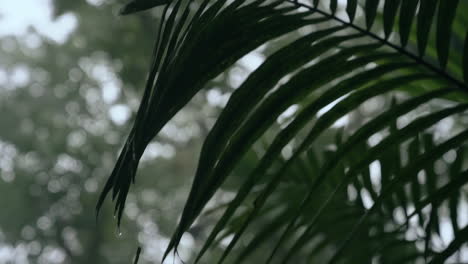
416, 0, 437, 56
133, 247, 142, 264
365, 0, 380, 30
436, 0, 460, 69
383, 0, 401, 38
399, 0, 419, 47
346, 0, 357, 22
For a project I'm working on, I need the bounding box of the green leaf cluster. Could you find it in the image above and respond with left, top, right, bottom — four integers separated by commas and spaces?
97, 0, 468, 262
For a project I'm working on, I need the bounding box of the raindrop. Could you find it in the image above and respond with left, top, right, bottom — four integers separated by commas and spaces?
115, 227, 123, 238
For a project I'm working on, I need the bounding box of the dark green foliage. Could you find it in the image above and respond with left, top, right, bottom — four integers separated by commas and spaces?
417, 0, 438, 56
97, 0, 468, 263
383, 0, 401, 38
365, 0, 380, 30
436, 0, 460, 69
399, 0, 419, 47
346, 0, 358, 22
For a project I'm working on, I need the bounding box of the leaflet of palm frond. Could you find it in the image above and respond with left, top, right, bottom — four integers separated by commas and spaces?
332, 128, 468, 263
99, 0, 316, 227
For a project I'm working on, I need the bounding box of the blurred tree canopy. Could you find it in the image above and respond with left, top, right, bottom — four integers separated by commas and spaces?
0, 0, 225, 263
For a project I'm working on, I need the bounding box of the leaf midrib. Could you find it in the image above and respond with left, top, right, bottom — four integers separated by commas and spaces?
284, 0, 468, 93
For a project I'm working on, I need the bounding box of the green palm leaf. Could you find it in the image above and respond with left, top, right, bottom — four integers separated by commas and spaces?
95, 0, 468, 262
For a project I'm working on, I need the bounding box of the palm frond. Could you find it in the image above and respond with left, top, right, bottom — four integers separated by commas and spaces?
96, 0, 468, 262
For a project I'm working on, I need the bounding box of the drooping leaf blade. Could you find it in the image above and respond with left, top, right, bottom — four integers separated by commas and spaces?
436, 0, 460, 69
193, 43, 389, 263
383, 0, 401, 38
346, 0, 358, 22
417, 0, 438, 56
365, 0, 380, 30
399, 0, 419, 47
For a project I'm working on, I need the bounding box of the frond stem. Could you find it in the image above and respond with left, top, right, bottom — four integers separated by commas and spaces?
285, 0, 468, 92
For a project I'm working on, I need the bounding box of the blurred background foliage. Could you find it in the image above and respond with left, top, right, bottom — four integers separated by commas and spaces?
0, 0, 222, 262
1, 0, 468, 263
